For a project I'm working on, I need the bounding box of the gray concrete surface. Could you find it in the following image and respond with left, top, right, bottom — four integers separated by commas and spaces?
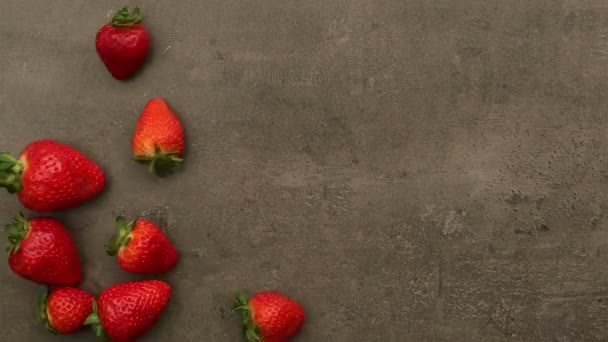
1, 0, 607, 341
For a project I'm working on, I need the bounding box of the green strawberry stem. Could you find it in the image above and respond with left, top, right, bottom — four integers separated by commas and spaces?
38, 287, 59, 334
84, 300, 108, 340
105, 216, 135, 256
5, 213, 29, 253
111, 6, 143, 28
0, 152, 24, 193
234, 292, 263, 342
133, 146, 183, 177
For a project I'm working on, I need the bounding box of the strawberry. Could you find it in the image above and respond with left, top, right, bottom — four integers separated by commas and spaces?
106, 216, 178, 274
132, 98, 185, 176
0, 139, 105, 212
234, 291, 305, 342
96, 7, 150, 80
5, 214, 81, 286
39, 287, 94, 334
85, 280, 171, 342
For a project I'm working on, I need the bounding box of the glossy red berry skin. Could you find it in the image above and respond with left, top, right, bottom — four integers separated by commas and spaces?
95, 280, 171, 342
106, 217, 178, 274
7, 215, 82, 286
235, 291, 305, 342
96, 7, 150, 80
42, 287, 94, 334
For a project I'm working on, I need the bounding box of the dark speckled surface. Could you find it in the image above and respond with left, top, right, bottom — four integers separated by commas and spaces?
1, 0, 608, 341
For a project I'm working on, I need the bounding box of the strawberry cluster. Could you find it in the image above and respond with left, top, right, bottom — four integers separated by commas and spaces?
1, 6, 305, 342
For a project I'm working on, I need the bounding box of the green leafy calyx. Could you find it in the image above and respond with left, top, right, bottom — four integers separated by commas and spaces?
5, 213, 30, 253
84, 299, 107, 339
111, 7, 143, 28
105, 216, 135, 256
234, 292, 263, 342
38, 287, 59, 334
0, 152, 24, 194
133, 146, 183, 177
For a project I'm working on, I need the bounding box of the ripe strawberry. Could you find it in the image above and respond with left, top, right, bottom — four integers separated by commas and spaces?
39, 287, 94, 334
85, 280, 171, 342
234, 291, 305, 342
132, 98, 185, 176
106, 216, 178, 274
96, 7, 150, 80
0, 139, 105, 212
5, 214, 81, 286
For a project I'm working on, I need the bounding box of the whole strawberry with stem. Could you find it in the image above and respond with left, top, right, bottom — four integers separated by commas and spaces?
39, 287, 94, 334
234, 291, 305, 342
96, 6, 150, 80
0, 139, 105, 212
85, 280, 171, 342
106, 216, 178, 274
132, 98, 185, 176
6, 214, 82, 286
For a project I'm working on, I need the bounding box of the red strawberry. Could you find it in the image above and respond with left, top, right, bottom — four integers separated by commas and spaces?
234, 291, 305, 342
85, 280, 171, 342
106, 216, 178, 274
5, 214, 81, 286
0, 139, 105, 212
132, 98, 185, 176
96, 7, 150, 80
39, 287, 94, 334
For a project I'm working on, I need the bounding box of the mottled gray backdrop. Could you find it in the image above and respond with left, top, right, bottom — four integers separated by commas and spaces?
1, 0, 607, 341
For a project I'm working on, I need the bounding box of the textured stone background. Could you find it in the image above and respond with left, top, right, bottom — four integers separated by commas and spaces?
1, 0, 608, 341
